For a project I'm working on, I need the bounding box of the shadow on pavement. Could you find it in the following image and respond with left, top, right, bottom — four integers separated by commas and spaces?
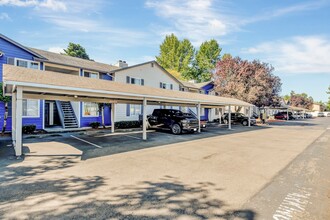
0, 174, 256, 219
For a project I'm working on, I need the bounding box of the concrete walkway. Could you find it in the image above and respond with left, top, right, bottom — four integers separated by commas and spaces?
0, 118, 328, 219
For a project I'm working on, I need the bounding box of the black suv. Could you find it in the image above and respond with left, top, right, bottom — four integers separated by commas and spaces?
146, 109, 199, 134
222, 113, 256, 126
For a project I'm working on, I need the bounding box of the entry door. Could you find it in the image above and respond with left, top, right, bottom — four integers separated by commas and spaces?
44, 101, 55, 127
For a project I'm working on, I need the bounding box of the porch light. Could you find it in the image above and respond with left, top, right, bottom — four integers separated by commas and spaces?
0, 50, 4, 57
74, 95, 78, 98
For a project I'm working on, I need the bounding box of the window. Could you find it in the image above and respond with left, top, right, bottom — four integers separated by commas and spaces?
83, 102, 99, 116
23, 99, 39, 117
130, 104, 141, 116
160, 82, 173, 90
15, 58, 40, 70
84, 71, 99, 79
126, 76, 144, 85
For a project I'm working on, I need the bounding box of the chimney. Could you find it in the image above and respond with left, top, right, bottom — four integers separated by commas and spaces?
188, 79, 198, 84
115, 60, 128, 68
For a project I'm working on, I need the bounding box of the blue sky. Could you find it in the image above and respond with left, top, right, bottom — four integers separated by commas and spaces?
0, 0, 329, 102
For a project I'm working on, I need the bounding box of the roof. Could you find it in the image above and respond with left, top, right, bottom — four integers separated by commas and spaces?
179, 80, 200, 90
110, 60, 184, 86
0, 34, 45, 59
194, 81, 213, 89
29, 48, 119, 73
3, 65, 253, 107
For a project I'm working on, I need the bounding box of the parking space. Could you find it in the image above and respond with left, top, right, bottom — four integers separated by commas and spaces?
18, 124, 261, 160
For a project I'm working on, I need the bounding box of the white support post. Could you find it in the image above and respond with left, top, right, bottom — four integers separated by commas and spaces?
228, 105, 232, 130
248, 107, 251, 127
142, 98, 147, 140
111, 103, 115, 133
218, 107, 221, 124
12, 92, 16, 144
287, 109, 289, 121
197, 103, 201, 133
15, 87, 23, 157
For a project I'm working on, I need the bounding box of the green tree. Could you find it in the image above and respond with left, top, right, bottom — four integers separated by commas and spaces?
194, 39, 221, 82
156, 34, 180, 70
63, 42, 91, 60
0, 82, 11, 134
177, 39, 195, 73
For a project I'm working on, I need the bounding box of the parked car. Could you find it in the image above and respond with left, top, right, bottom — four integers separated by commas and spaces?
318, 112, 325, 117
274, 112, 295, 120
183, 113, 207, 129
326, 112, 330, 117
146, 109, 199, 134
222, 112, 256, 126
304, 113, 313, 118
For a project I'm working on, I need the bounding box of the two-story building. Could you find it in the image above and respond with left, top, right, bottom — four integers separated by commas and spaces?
0, 34, 224, 132
0, 33, 121, 131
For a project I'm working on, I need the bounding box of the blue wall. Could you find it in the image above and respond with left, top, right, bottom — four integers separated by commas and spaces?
79, 103, 112, 127
0, 37, 43, 131
201, 83, 214, 121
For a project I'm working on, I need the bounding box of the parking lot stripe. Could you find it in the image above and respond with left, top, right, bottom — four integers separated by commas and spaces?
124, 135, 141, 140
70, 135, 103, 149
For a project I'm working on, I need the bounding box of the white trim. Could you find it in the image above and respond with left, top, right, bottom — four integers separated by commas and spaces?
22, 99, 40, 118
4, 80, 253, 107
42, 100, 45, 129
82, 69, 99, 79
14, 58, 40, 70
82, 102, 99, 117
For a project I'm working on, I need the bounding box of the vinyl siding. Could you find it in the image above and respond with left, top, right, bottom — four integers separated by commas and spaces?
114, 63, 181, 121
0, 37, 43, 130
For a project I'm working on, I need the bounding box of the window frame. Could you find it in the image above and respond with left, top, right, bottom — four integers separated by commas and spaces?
14, 58, 40, 70
22, 99, 40, 118
130, 104, 142, 116
83, 70, 99, 79
82, 102, 99, 117
160, 82, 173, 90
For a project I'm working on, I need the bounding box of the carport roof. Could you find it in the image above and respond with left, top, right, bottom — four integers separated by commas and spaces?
3, 65, 253, 107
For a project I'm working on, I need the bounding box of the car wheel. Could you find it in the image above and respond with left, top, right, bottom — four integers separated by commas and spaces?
242, 120, 248, 126
171, 123, 182, 135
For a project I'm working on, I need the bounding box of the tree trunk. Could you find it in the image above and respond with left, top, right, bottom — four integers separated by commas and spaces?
2, 102, 8, 135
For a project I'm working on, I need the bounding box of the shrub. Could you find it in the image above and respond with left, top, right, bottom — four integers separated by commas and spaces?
89, 121, 101, 129
22, 124, 36, 134
115, 120, 141, 129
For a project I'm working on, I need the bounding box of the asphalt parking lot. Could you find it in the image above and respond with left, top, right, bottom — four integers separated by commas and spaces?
0, 118, 329, 219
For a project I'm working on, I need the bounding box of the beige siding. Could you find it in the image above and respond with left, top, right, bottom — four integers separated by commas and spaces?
114, 63, 181, 121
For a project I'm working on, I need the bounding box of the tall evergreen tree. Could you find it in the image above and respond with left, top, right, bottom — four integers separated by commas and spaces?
63, 42, 91, 60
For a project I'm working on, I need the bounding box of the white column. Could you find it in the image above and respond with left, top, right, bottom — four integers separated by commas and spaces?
197, 103, 201, 133
142, 98, 147, 140
15, 87, 23, 157
248, 106, 251, 127
228, 105, 232, 130
111, 103, 116, 133
12, 92, 16, 144
218, 107, 221, 124
287, 109, 289, 121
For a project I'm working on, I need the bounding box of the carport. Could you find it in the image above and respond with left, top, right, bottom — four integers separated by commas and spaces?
266, 106, 309, 120
2, 65, 253, 157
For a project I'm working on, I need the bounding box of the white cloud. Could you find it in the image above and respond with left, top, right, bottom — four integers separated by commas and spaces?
48, 46, 64, 54
242, 36, 330, 74
0, 12, 11, 20
145, 0, 234, 45
0, 0, 67, 11
242, 1, 328, 24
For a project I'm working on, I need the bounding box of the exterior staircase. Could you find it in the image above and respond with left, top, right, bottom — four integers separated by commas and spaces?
56, 101, 79, 129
